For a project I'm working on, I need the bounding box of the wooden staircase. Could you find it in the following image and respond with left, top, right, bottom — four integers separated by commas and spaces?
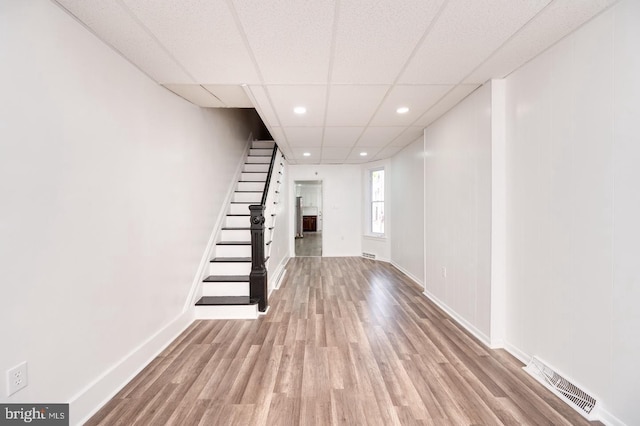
195, 140, 283, 319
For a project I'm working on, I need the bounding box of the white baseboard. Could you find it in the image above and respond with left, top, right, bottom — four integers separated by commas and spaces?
195, 304, 258, 320
268, 255, 290, 294
272, 264, 288, 291
599, 406, 627, 426
503, 341, 530, 365
389, 262, 489, 348
421, 289, 492, 348
504, 343, 628, 426
489, 338, 505, 349
396, 267, 627, 426
70, 309, 194, 425
390, 260, 424, 287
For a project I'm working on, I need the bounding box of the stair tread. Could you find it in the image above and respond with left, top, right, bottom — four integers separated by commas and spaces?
216, 241, 251, 245
196, 296, 258, 306
203, 275, 249, 282
211, 257, 251, 262
222, 227, 250, 230
235, 190, 263, 193
227, 214, 250, 217
210, 256, 269, 263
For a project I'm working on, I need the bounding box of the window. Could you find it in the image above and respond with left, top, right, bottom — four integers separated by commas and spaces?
370, 168, 385, 235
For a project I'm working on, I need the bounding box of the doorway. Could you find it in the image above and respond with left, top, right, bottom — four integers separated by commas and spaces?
294, 180, 323, 256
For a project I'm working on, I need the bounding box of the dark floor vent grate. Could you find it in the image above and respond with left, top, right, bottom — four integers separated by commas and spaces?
524, 357, 598, 420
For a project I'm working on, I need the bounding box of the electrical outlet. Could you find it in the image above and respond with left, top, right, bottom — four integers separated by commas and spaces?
7, 362, 28, 396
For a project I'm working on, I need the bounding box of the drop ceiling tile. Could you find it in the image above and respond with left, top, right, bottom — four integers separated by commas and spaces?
163, 84, 225, 107
56, 0, 193, 83
400, 0, 550, 84
120, 0, 260, 84
415, 84, 479, 127
325, 85, 390, 126
390, 127, 424, 147
374, 146, 404, 160
346, 146, 381, 162
464, 0, 617, 84
357, 127, 405, 147
369, 85, 451, 126
247, 85, 280, 127
291, 147, 322, 163
202, 85, 252, 107
231, 0, 335, 84
321, 147, 352, 161
332, 0, 445, 83
323, 127, 365, 147
284, 127, 324, 147
349, 146, 380, 158
267, 85, 327, 127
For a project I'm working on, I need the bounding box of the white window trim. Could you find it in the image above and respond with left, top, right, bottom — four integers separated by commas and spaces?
365, 166, 385, 238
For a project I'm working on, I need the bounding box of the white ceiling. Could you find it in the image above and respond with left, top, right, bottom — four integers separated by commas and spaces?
55, 0, 616, 164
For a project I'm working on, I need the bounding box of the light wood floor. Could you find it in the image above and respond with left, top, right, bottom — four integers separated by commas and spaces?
295, 232, 322, 257
87, 257, 600, 425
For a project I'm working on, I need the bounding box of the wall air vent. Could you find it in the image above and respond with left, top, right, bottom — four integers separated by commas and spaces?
524, 356, 598, 420
362, 252, 376, 260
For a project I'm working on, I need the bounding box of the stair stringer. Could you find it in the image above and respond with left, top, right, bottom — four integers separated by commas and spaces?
183, 136, 252, 312
262, 150, 289, 297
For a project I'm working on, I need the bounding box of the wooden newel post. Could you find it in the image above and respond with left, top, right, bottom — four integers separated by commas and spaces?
249, 204, 268, 312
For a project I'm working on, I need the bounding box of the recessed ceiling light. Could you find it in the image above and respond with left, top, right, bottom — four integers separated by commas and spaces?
396, 106, 409, 114
294, 106, 307, 114
303, 152, 311, 157
360, 152, 368, 156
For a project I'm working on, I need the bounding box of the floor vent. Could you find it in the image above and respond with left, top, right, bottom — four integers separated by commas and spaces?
524, 356, 598, 420
362, 252, 376, 260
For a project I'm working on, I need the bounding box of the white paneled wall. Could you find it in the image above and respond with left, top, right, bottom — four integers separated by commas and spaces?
505, 1, 640, 424
390, 137, 425, 284
423, 84, 492, 343
611, 2, 640, 424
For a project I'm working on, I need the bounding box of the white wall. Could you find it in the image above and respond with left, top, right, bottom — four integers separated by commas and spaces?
288, 165, 362, 257
423, 84, 493, 343
0, 1, 260, 423
504, 1, 640, 424
389, 137, 425, 284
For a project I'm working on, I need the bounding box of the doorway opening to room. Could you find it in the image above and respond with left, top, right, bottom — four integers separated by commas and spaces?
294, 180, 323, 256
